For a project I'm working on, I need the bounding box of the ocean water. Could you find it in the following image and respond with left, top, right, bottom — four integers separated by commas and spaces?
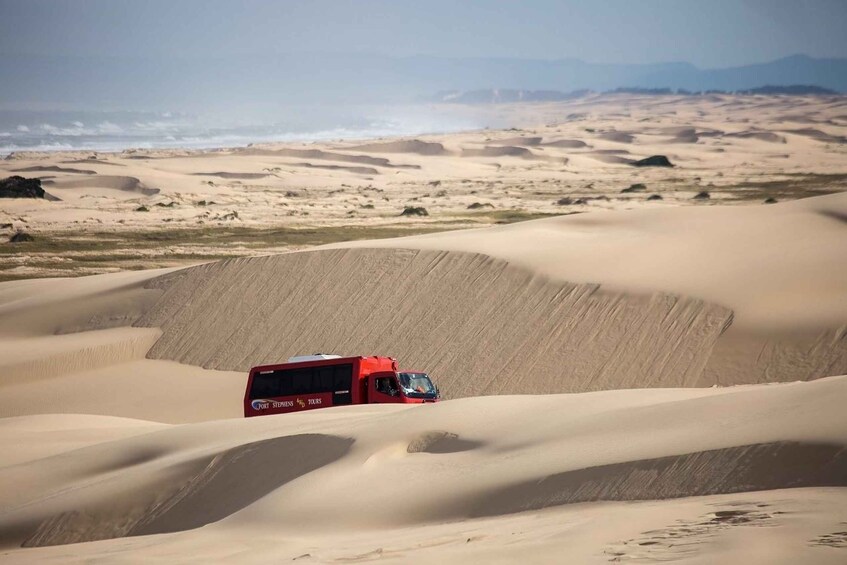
0, 105, 481, 156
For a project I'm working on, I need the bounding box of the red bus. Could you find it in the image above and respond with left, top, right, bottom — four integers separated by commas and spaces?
244, 354, 440, 417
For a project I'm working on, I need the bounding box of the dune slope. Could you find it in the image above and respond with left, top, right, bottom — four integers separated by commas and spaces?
137, 248, 734, 397
0, 376, 844, 558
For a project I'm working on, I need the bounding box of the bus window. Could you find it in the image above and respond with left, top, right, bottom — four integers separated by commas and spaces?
249, 372, 280, 399
332, 364, 353, 405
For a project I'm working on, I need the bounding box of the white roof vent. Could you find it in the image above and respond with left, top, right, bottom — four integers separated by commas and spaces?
287, 353, 342, 363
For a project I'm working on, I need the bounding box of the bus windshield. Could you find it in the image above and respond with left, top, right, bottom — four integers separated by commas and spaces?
398, 372, 438, 398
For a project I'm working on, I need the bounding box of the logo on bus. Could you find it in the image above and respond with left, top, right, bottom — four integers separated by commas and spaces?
251, 397, 323, 411
251, 399, 295, 410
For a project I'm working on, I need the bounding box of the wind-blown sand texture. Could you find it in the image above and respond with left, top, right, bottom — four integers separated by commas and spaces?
1, 94, 847, 563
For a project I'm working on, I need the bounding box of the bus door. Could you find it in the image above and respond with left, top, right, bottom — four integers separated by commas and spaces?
316, 364, 353, 406
369, 371, 404, 404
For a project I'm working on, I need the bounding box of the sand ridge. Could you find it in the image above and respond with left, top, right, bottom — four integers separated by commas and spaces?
0, 376, 844, 557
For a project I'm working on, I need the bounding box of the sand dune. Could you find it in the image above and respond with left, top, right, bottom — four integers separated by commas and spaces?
598, 131, 635, 143
486, 136, 543, 146
585, 152, 636, 164
347, 139, 448, 155
240, 147, 416, 168
341, 192, 847, 334
11, 166, 98, 175
0, 358, 244, 423
461, 146, 540, 158
288, 162, 379, 175
0, 414, 167, 467
0, 326, 161, 382
3, 94, 847, 273
665, 127, 699, 143
541, 138, 589, 148
783, 128, 847, 143
473, 441, 847, 516
0, 268, 170, 337
46, 175, 160, 197
190, 172, 269, 180
135, 248, 733, 398
2, 93, 847, 563
60, 159, 126, 167
0, 376, 844, 556
19, 434, 354, 547
724, 130, 787, 143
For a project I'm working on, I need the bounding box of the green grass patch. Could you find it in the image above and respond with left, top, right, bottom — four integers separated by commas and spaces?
458, 209, 567, 224
0, 223, 466, 282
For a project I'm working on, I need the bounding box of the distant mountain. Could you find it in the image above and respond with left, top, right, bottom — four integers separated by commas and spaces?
0, 53, 844, 113
433, 89, 591, 104
434, 84, 839, 104
739, 84, 838, 95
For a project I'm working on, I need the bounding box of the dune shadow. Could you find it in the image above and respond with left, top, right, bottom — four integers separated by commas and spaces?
471, 442, 847, 518
23, 434, 353, 547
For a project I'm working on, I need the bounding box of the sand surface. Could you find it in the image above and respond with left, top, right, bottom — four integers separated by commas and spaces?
1, 379, 846, 562
1, 95, 847, 562
3, 93, 847, 280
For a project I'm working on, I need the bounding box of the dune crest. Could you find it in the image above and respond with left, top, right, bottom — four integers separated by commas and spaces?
347, 139, 448, 155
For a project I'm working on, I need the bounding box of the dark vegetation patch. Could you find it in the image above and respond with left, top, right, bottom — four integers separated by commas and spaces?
715, 172, 847, 202
190, 172, 269, 180
8, 231, 34, 243
400, 206, 429, 216
621, 183, 647, 193
0, 224, 456, 282
809, 527, 847, 549
463, 209, 568, 224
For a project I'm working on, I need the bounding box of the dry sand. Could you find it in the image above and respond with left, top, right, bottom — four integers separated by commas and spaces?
1, 94, 847, 563
1, 379, 846, 562
3, 92, 847, 280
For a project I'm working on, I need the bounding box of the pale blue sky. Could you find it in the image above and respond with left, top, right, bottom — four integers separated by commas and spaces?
1, 0, 846, 67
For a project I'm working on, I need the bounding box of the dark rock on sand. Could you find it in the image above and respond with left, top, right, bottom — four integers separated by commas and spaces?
632, 155, 674, 167
0, 176, 45, 199
400, 206, 429, 217
621, 183, 647, 193
9, 231, 34, 243
693, 191, 711, 200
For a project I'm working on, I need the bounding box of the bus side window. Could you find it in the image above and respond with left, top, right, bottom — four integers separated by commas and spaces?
317, 367, 334, 392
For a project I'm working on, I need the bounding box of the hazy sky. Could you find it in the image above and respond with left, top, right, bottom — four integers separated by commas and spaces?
2, 0, 846, 67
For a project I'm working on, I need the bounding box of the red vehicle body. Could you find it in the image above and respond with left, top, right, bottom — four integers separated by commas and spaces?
244, 354, 439, 417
